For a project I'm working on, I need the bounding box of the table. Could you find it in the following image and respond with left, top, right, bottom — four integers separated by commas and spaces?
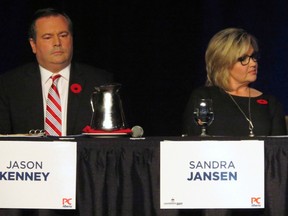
0, 136, 288, 216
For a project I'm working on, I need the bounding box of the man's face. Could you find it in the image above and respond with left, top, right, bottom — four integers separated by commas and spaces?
29, 15, 73, 73
229, 47, 258, 87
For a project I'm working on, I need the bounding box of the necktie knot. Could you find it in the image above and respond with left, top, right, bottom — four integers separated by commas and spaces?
51, 74, 61, 83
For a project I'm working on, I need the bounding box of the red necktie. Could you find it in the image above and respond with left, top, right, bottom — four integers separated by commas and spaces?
45, 74, 62, 136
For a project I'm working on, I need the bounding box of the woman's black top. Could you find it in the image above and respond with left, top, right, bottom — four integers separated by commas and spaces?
182, 86, 287, 136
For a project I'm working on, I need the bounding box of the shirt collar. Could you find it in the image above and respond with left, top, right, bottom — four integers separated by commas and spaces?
40, 65, 71, 85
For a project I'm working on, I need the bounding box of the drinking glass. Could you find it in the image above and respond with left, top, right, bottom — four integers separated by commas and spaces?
193, 99, 214, 136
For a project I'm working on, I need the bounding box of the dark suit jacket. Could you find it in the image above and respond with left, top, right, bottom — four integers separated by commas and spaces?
0, 62, 113, 135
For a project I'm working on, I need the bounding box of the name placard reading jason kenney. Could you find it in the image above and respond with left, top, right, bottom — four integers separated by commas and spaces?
160, 140, 264, 209
0, 141, 77, 209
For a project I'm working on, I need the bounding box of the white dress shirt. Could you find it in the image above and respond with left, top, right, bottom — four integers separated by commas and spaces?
40, 65, 70, 136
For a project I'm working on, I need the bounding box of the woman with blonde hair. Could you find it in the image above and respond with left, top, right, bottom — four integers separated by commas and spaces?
182, 28, 286, 136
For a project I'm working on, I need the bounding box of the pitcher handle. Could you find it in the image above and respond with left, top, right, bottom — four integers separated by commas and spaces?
90, 91, 97, 113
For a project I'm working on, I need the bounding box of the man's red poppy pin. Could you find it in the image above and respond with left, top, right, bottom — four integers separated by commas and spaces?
70, 83, 82, 94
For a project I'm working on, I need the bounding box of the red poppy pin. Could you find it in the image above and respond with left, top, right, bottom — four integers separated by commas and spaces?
70, 83, 82, 94
257, 99, 268, 105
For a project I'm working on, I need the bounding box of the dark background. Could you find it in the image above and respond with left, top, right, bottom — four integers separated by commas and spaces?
1, 0, 288, 136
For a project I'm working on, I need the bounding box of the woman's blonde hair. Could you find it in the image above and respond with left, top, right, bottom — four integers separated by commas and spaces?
205, 28, 259, 90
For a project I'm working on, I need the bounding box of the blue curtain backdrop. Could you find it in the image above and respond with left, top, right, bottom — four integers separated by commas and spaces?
0, 0, 288, 136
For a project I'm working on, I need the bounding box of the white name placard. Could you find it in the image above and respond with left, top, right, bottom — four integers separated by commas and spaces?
0, 141, 77, 209
160, 140, 264, 209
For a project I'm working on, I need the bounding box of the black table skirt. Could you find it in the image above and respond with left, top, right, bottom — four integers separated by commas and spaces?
0, 136, 288, 216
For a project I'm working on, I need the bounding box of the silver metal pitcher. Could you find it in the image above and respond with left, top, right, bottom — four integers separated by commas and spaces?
90, 83, 127, 130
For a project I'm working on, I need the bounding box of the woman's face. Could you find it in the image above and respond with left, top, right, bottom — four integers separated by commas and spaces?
228, 47, 258, 87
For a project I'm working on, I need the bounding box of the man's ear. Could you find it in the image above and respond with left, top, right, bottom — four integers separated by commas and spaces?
29, 38, 36, 54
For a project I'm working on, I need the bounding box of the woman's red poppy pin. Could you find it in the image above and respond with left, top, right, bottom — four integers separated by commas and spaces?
257, 99, 268, 105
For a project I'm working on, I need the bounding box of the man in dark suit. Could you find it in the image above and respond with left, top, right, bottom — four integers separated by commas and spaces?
0, 8, 113, 135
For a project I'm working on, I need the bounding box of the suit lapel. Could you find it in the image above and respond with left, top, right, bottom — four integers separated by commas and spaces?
24, 64, 45, 128
67, 64, 86, 134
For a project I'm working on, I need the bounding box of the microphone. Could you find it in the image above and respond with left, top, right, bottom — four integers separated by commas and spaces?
131, 125, 144, 138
